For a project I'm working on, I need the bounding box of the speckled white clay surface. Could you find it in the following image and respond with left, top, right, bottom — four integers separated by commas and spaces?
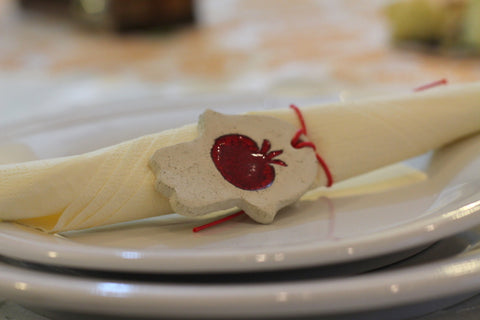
150, 110, 318, 224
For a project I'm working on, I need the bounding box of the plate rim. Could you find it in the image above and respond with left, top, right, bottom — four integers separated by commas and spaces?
0, 94, 479, 273
1, 242, 480, 318
0, 196, 479, 273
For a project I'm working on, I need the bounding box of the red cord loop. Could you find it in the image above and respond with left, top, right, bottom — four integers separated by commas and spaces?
289, 104, 334, 187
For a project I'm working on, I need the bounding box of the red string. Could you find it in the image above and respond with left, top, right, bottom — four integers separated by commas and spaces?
290, 104, 334, 187
414, 78, 448, 92
192, 210, 245, 233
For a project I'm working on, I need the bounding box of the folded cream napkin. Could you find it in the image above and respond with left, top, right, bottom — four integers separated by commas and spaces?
1, 83, 479, 232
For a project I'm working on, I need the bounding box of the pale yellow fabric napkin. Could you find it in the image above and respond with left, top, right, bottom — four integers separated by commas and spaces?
1, 83, 479, 232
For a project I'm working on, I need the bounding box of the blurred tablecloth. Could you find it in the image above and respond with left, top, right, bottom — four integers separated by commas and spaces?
1, 0, 480, 123
1, 0, 479, 319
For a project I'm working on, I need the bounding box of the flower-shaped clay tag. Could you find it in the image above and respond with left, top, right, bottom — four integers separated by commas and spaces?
149, 110, 318, 224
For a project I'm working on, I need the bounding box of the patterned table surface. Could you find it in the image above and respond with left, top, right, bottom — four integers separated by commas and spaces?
1, 0, 480, 118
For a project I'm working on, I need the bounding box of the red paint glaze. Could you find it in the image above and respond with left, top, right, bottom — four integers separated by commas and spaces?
211, 134, 287, 191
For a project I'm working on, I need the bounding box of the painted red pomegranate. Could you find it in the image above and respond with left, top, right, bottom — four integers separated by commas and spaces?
211, 134, 287, 190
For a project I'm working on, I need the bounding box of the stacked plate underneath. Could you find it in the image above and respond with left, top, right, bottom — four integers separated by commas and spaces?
1, 95, 480, 319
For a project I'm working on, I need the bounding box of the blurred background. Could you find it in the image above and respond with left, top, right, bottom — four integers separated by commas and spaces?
1, 0, 480, 125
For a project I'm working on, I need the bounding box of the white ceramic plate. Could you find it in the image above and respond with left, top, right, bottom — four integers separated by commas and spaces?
0, 94, 479, 273
1, 229, 480, 320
